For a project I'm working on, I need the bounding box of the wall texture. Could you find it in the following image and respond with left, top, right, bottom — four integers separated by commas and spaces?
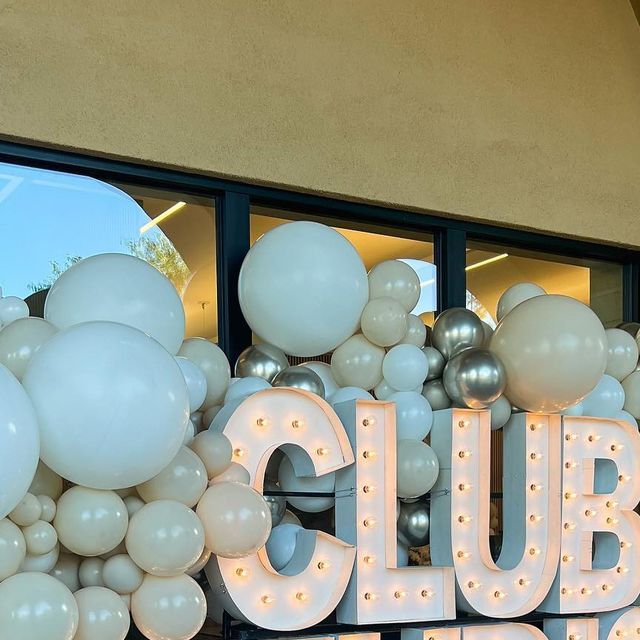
0, 1, 639, 245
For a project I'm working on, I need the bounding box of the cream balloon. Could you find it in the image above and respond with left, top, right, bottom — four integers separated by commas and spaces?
126, 500, 204, 577
360, 297, 408, 347
178, 338, 231, 409
0, 572, 78, 640
0, 317, 57, 380
188, 430, 233, 479
605, 328, 639, 381
490, 295, 607, 412
186, 547, 212, 576
50, 553, 81, 592
54, 487, 128, 557
123, 495, 145, 518
239, 221, 369, 356
102, 554, 144, 595
73, 587, 130, 640
79, 558, 105, 588
496, 282, 546, 322
622, 371, 640, 419
300, 361, 339, 397
210, 461, 251, 484
368, 260, 420, 312
22, 520, 57, 555
131, 574, 206, 640
44, 253, 185, 354
29, 460, 63, 500
137, 446, 208, 507
331, 334, 384, 389
20, 544, 59, 573
396, 440, 439, 499
400, 313, 428, 347
37, 495, 56, 522
196, 482, 271, 558
23, 322, 189, 489
8, 492, 41, 526
0, 518, 26, 581
0, 296, 29, 327
0, 365, 39, 519
175, 356, 208, 412
383, 344, 429, 391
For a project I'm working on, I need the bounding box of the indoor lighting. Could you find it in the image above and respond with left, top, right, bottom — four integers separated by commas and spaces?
140, 201, 187, 234
465, 253, 509, 272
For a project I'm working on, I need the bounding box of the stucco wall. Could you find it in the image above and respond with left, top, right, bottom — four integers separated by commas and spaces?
0, 1, 639, 245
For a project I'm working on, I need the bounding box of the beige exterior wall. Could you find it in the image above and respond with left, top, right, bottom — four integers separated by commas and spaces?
0, 1, 639, 246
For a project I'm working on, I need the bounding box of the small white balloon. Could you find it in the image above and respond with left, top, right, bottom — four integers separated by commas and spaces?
278, 455, 335, 513
614, 409, 639, 428
266, 523, 302, 570
189, 430, 233, 479
0, 317, 57, 380
496, 282, 546, 322
79, 557, 105, 588
397, 542, 409, 567
49, 552, 81, 592
605, 328, 639, 382
383, 344, 429, 391
175, 356, 208, 412
397, 440, 439, 499
182, 419, 196, 445
8, 493, 42, 527
210, 461, 250, 485
73, 586, 130, 640
123, 495, 145, 518
102, 554, 144, 594
37, 494, 56, 522
223, 376, 271, 405
328, 386, 374, 407
22, 519, 57, 555
280, 509, 302, 526
0, 518, 26, 581
186, 547, 212, 576
202, 404, 222, 428
20, 544, 59, 573
0, 296, 29, 327
360, 297, 408, 347
581, 374, 625, 418
487, 395, 512, 431
399, 314, 428, 347
374, 379, 396, 400
388, 391, 433, 440
28, 461, 63, 500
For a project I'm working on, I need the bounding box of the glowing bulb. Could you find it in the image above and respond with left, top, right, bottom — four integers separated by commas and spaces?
261, 595, 274, 604
394, 590, 407, 599
611, 443, 624, 452
362, 450, 377, 460
580, 587, 593, 595
295, 591, 308, 601
529, 514, 543, 523
235, 567, 249, 578
421, 589, 434, 598
619, 474, 631, 483
233, 448, 245, 458
587, 434, 601, 442
569, 634, 582, 640
530, 452, 543, 460
565, 433, 578, 441
602, 584, 613, 591
363, 592, 377, 601
561, 587, 573, 595
362, 416, 375, 427
457, 550, 471, 559
458, 420, 470, 428
317, 561, 330, 570
363, 555, 375, 565
291, 419, 303, 429
562, 555, 575, 563
528, 547, 540, 556
256, 417, 269, 428
530, 483, 542, 492
529, 423, 541, 431
518, 578, 532, 586
467, 581, 481, 589
363, 517, 376, 528
607, 517, 619, 525
565, 461, 578, 469
615, 631, 628, 638
617, 566, 629, 574
494, 590, 506, 599
362, 485, 374, 494
607, 500, 619, 508
564, 522, 576, 531
565, 491, 577, 500
458, 483, 472, 491
316, 447, 329, 456
585, 509, 597, 517
458, 515, 472, 523
621, 541, 632, 549
458, 450, 472, 459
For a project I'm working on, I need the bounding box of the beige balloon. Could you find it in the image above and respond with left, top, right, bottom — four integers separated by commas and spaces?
0, 317, 57, 380
622, 371, 640, 419
186, 547, 212, 576
37, 494, 56, 522
360, 297, 408, 347
131, 574, 206, 640
331, 333, 385, 389
0, 572, 78, 640
28, 460, 63, 501
210, 461, 250, 485
8, 492, 41, 527
368, 260, 420, 312
196, 482, 271, 558
74, 586, 130, 640
137, 446, 208, 507
178, 338, 231, 409
189, 430, 233, 478
126, 500, 204, 577
79, 557, 105, 588
102, 554, 144, 594
400, 313, 428, 347
496, 282, 546, 322
22, 519, 58, 556
490, 295, 607, 412
606, 328, 639, 381
20, 544, 59, 573
54, 487, 128, 557
49, 552, 81, 592
0, 518, 26, 581
123, 495, 145, 518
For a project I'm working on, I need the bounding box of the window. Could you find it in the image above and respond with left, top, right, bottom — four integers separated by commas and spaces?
465, 240, 623, 328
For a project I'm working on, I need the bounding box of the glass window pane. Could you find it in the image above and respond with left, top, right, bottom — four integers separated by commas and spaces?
465, 240, 623, 327
0, 163, 217, 339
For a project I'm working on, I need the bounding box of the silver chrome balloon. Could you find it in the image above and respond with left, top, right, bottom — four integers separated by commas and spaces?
421, 379, 452, 410
442, 347, 506, 409
272, 365, 326, 398
397, 500, 430, 547
422, 346, 445, 381
234, 343, 289, 382
431, 307, 484, 360
264, 479, 286, 527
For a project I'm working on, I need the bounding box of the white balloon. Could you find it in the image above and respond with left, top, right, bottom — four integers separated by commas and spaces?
605, 328, 639, 381
396, 440, 439, 499
614, 409, 639, 428
37, 495, 56, 522
300, 361, 339, 397
102, 554, 144, 594
399, 314, 428, 347
368, 260, 420, 312
265, 523, 302, 570
44, 253, 185, 354
73, 586, 130, 640
388, 391, 433, 440
175, 356, 208, 412
487, 395, 512, 431
331, 334, 384, 390
189, 430, 233, 479
182, 419, 196, 445
79, 557, 105, 588
560, 401, 584, 416
223, 376, 271, 405
496, 282, 546, 322
0, 365, 39, 519
178, 338, 231, 409
239, 221, 369, 356
28, 461, 63, 500
23, 321, 189, 489
50, 552, 81, 592
0, 296, 29, 327
0, 572, 78, 640
382, 344, 429, 391
581, 374, 625, 418
360, 297, 408, 347
8, 492, 42, 527
0, 518, 26, 581
20, 544, 60, 573
622, 371, 640, 419
186, 547, 212, 576
123, 496, 145, 518
278, 455, 334, 512
131, 574, 206, 640
22, 519, 57, 555
0, 317, 57, 380
374, 379, 396, 400
328, 386, 374, 407
210, 461, 250, 485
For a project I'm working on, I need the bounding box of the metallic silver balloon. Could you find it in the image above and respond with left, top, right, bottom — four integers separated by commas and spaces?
431, 307, 484, 360
421, 379, 452, 410
272, 365, 325, 398
397, 500, 430, 547
443, 347, 506, 409
264, 479, 286, 527
423, 346, 445, 381
235, 343, 289, 382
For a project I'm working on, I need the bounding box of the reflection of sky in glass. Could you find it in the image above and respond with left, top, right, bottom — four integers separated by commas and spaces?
0, 163, 158, 298
399, 258, 437, 316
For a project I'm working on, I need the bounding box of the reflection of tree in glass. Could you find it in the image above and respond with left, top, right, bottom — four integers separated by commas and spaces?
28, 255, 82, 293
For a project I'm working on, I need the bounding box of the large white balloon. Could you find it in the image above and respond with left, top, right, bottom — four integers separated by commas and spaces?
23, 321, 189, 489
0, 317, 57, 380
178, 338, 231, 409
239, 221, 368, 356
44, 253, 185, 354
0, 364, 39, 519
73, 587, 130, 640
490, 295, 607, 412
605, 328, 639, 382
581, 374, 625, 418
0, 572, 79, 640
496, 282, 546, 322
382, 344, 429, 391
388, 391, 433, 440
